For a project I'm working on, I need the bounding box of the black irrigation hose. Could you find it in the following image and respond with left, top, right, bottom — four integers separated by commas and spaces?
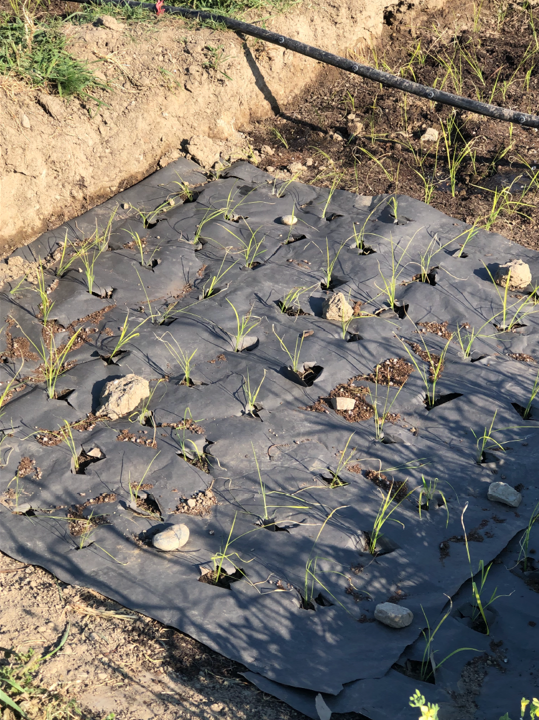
79, 0, 539, 128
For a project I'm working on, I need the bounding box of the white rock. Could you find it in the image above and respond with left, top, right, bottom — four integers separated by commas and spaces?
261, 145, 274, 156
495, 259, 532, 291
152, 525, 190, 552
487, 482, 522, 508
347, 118, 364, 136
421, 127, 439, 143
281, 214, 298, 226
306, 158, 313, 166
288, 161, 304, 175
332, 397, 355, 411
96, 374, 150, 420
266, 166, 275, 173
374, 602, 413, 628
322, 292, 353, 322
21, 114, 31, 129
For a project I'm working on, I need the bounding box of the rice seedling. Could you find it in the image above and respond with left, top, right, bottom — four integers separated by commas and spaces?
157, 332, 197, 385
130, 378, 165, 429
356, 146, 400, 184
518, 501, 539, 571
417, 476, 449, 527
129, 452, 160, 506
227, 300, 261, 352
327, 433, 355, 488
272, 325, 305, 373
484, 264, 537, 331
369, 482, 414, 555
374, 234, 414, 310
398, 334, 452, 409
452, 319, 493, 358
348, 199, 385, 253
461, 504, 511, 634
35, 264, 54, 325
321, 173, 343, 220
18, 325, 81, 399
201, 252, 236, 298
60, 420, 79, 472
252, 444, 268, 520
193, 208, 225, 244
109, 312, 148, 360
367, 365, 405, 440
279, 285, 311, 314
243, 370, 266, 416
0, 366, 24, 419
452, 221, 480, 258
56, 232, 79, 278
220, 222, 266, 268
303, 506, 348, 608
273, 172, 301, 198
471, 409, 526, 463
419, 599, 478, 682
321, 237, 346, 290
78, 225, 112, 296
125, 229, 159, 268
523, 368, 539, 419
209, 513, 256, 585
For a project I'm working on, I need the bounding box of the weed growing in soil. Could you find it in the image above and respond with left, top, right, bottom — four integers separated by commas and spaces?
0, 625, 78, 719
0, 15, 101, 97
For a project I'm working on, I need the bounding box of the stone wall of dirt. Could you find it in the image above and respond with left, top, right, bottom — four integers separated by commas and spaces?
0, 0, 445, 254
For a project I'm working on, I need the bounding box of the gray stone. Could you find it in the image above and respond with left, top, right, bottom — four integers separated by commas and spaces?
487, 481, 522, 508
96, 374, 150, 420
374, 602, 414, 628
152, 525, 190, 552
322, 292, 354, 322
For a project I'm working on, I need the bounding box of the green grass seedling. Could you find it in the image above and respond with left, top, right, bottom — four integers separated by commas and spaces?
129, 452, 160, 506
328, 433, 356, 488
471, 409, 526, 463
202, 252, 236, 298
193, 208, 225, 244
157, 332, 197, 385
243, 370, 266, 416
417, 476, 449, 527
348, 198, 385, 252
321, 173, 343, 220
78, 212, 116, 295
272, 325, 305, 373
60, 420, 79, 472
227, 300, 261, 352
518, 501, 539, 571
19, 326, 81, 399
398, 334, 452, 409
374, 234, 414, 310
420, 600, 478, 682
524, 368, 539, 419
35, 265, 54, 325
369, 482, 414, 555
461, 504, 511, 634
270, 127, 288, 149
109, 312, 148, 360
322, 237, 346, 290
220, 222, 266, 268
367, 365, 406, 440
280, 285, 311, 314
484, 264, 537, 332
252, 444, 268, 520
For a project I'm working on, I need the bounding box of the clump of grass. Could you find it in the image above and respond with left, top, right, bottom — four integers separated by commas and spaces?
369, 481, 413, 554
243, 370, 266, 416
157, 332, 197, 385
108, 312, 148, 360
272, 325, 305, 373
17, 325, 81, 399
0, 15, 102, 97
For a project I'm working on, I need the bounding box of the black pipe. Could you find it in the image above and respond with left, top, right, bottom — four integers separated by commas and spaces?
80, 0, 539, 129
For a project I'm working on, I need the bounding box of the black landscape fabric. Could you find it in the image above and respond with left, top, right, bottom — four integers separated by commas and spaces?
1, 159, 538, 719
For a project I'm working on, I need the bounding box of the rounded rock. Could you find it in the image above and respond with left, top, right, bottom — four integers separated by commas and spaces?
281, 214, 298, 226
495, 259, 532, 291
374, 602, 413, 628
152, 524, 190, 552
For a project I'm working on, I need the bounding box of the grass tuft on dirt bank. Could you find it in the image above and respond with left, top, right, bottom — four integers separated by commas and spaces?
0, 13, 102, 96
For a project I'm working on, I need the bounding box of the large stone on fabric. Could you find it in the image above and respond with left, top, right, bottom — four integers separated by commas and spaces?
96, 374, 150, 420
494, 259, 532, 291
374, 603, 413, 629
152, 525, 190, 552
322, 292, 354, 322
487, 481, 522, 508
